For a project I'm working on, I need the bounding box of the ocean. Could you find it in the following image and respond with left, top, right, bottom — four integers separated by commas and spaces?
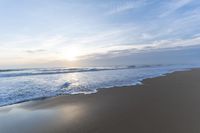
0, 64, 199, 107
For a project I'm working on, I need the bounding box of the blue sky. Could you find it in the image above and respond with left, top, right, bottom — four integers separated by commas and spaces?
0, 0, 200, 68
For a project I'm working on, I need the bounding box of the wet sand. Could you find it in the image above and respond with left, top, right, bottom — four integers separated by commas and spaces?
0, 69, 200, 133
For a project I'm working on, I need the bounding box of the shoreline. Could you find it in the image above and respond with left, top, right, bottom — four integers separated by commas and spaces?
1, 68, 200, 133
0, 67, 194, 108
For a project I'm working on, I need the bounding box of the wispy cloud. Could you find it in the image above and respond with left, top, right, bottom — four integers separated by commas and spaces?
25, 49, 47, 54
106, 0, 146, 15
160, 0, 193, 17
80, 35, 200, 60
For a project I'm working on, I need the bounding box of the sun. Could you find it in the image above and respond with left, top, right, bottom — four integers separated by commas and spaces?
63, 47, 80, 61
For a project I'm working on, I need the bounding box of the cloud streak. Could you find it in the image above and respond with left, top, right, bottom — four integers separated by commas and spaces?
25, 49, 47, 54
80, 36, 200, 60
159, 0, 193, 17
106, 0, 146, 15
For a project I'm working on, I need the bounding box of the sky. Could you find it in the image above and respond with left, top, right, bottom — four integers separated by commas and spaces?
0, 0, 200, 68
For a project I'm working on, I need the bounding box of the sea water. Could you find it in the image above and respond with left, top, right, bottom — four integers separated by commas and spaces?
0, 64, 199, 107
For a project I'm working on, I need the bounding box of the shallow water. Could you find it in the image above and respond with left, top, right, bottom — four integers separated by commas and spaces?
0, 64, 199, 106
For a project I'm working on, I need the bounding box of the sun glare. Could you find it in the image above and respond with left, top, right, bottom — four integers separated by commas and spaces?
63, 47, 80, 61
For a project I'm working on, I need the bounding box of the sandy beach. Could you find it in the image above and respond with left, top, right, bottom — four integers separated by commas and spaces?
0, 68, 200, 133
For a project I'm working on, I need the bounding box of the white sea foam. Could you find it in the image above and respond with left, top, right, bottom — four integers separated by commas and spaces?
0, 64, 199, 107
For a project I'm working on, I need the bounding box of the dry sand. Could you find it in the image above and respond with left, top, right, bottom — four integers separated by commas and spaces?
0, 69, 200, 133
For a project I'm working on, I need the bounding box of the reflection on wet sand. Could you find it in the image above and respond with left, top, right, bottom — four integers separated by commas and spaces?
0, 101, 87, 133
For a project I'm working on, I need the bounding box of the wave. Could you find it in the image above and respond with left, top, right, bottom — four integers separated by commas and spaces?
0, 69, 27, 72
0, 64, 170, 78
0, 68, 113, 78
0, 64, 199, 107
